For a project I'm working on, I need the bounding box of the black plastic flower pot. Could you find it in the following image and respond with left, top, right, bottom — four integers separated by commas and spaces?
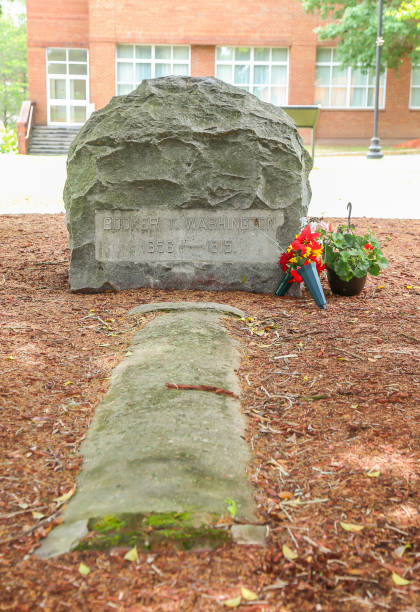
327, 267, 367, 296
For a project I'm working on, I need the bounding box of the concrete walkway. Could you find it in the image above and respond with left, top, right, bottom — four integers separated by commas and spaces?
1, 153, 418, 218
0, 154, 67, 215
308, 154, 420, 219
37, 305, 259, 557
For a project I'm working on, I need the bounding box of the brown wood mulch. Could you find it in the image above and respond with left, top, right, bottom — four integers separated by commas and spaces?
0, 214, 419, 612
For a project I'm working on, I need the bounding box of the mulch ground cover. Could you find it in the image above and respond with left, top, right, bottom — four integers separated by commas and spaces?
0, 214, 419, 612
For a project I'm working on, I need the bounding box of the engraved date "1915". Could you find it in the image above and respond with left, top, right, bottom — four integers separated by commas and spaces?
113, 239, 234, 256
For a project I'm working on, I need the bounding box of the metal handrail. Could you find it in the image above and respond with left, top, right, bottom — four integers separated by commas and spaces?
25, 103, 34, 140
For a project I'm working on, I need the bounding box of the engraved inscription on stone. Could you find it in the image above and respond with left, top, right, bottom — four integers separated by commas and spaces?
95, 209, 284, 264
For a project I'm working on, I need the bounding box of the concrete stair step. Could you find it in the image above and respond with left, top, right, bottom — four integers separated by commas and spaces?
29, 143, 71, 148
29, 144, 71, 148
31, 133, 79, 138
31, 128, 79, 132
28, 126, 81, 155
32, 134, 79, 138
29, 152, 68, 155
31, 135, 77, 139
30, 145, 68, 153
30, 125, 80, 130
30, 139, 76, 144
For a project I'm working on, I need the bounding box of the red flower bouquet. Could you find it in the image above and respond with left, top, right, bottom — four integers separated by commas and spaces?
279, 225, 325, 283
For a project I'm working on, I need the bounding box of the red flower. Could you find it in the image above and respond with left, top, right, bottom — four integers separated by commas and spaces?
364, 243, 374, 251
291, 226, 323, 256
279, 226, 325, 282
289, 269, 303, 283
300, 225, 321, 242
279, 251, 293, 271
291, 233, 305, 254
315, 261, 326, 276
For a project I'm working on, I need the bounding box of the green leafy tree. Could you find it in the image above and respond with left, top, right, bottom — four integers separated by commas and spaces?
393, 0, 420, 20
0, 1, 14, 18
0, 16, 27, 127
302, 0, 420, 71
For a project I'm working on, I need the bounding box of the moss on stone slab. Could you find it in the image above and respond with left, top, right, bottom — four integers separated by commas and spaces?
75, 511, 230, 552
144, 511, 192, 528
90, 514, 127, 533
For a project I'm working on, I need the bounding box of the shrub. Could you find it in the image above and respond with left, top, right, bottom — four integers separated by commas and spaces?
0, 126, 18, 153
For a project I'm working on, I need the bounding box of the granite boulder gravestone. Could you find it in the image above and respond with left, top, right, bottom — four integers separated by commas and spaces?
64, 76, 312, 292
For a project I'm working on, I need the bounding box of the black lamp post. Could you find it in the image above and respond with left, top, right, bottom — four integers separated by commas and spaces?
367, 0, 384, 159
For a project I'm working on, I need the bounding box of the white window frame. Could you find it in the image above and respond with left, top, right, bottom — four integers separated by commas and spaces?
215, 46, 289, 106
116, 44, 191, 95
46, 48, 90, 126
409, 63, 420, 109
315, 48, 387, 109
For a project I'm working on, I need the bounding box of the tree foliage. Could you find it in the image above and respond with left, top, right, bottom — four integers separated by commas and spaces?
0, 125, 18, 152
0, 16, 27, 127
302, 0, 420, 71
393, 0, 420, 20
0, 1, 13, 17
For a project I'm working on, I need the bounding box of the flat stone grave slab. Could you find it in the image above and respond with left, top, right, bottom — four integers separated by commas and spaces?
37, 303, 265, 557
129, 300, 247, 318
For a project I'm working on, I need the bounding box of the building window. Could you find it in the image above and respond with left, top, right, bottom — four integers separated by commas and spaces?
46, 48, 89, 124
215, 47, 289, 106
315, 48, 386, 108
410, 64, 420, 108
116, 45, 190, 95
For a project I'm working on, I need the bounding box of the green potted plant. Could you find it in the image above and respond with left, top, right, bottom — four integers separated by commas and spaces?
318, 221, 389, 296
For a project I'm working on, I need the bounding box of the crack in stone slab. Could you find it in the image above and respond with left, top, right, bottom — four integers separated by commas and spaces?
36, 307, 258, 557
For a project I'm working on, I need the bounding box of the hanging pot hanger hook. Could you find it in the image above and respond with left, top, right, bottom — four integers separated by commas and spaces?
347, 202, 352, 232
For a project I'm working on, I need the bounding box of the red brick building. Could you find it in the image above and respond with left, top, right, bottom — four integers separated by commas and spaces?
22, 0, 419, 151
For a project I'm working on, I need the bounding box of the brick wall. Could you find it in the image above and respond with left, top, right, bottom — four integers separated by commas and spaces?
27, 0, 89, 125
25, 0, 419, 140
27, 0, 89, 47
89, 43, 116, 110
27, 46, 47, 125
106, 0, 318, 46
191, 46, 215, 78
289, 45, 317, 105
